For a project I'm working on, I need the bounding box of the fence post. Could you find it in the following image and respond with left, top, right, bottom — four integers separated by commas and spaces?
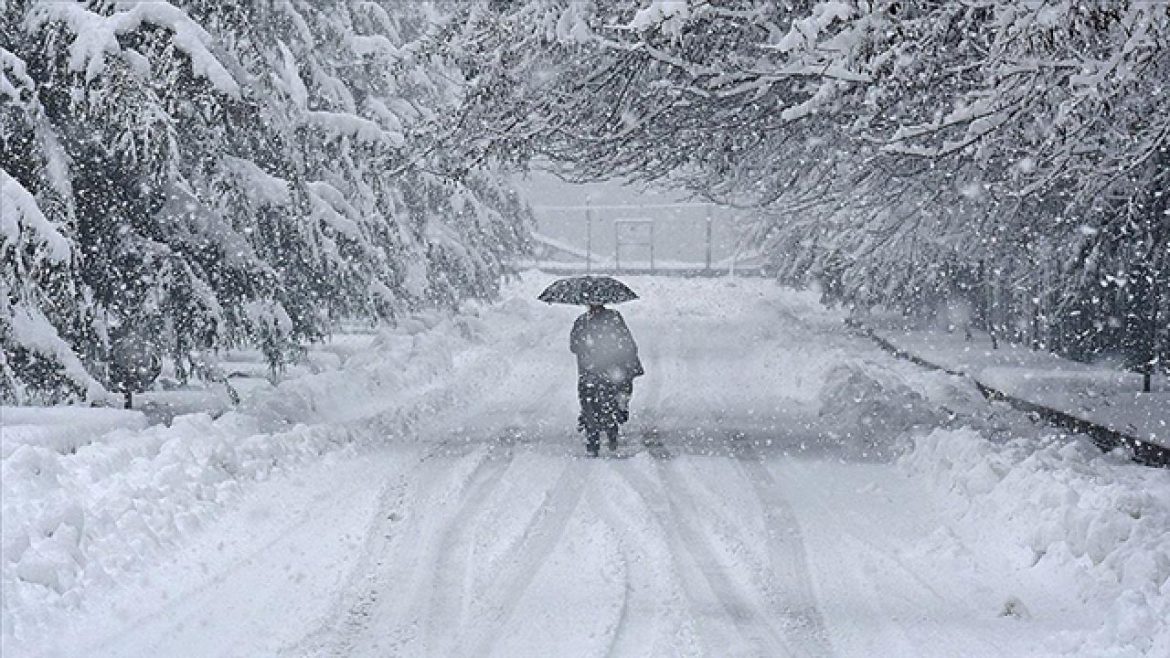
979, 259, 999, 350
614, 219, 621, 272
705, 209, 712, 271
585, 196, 593, 273
1031, 294, 1041, 350
1146, 279, 1157, 392
650, 220, 656, 273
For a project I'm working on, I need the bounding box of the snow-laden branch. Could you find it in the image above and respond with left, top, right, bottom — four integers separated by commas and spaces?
0, 169, 70, 265
27, 1, 241, 97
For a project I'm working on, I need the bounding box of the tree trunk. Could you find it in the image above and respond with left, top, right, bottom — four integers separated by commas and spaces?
1144, 262, 1161, 393
986, 262, 999, 350
1031, 297, 1041, 350
1140, 147, 1168, 393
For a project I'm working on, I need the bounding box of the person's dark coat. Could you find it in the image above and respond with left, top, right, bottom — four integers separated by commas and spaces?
570, 307, 642, 434
570, 307, 643, 383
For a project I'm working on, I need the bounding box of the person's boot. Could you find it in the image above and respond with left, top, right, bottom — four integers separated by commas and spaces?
607, 427, 619, 452
586, 432, 600, 457
616, 391, 630, 424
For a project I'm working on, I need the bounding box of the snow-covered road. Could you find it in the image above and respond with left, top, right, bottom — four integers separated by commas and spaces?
9, 276, 1168, 657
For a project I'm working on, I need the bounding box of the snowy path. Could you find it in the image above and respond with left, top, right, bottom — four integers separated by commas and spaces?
19, 277, 1161, 657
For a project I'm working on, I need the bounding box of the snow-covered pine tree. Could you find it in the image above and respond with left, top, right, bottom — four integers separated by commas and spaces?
1, 43, 105, 403
1, 0, 532, 403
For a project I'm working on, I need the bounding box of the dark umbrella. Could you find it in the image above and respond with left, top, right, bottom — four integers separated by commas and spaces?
538, 275, 638, 306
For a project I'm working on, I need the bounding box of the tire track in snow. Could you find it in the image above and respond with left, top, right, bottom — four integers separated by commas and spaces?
421, 447, 518, 655
304, 343, 572, 656
734, 449, 835, 656
304, 441, 498, 656
589, 468, 700, 657
590, 484, 636, 658
462, 460, 591, 656
612, 459, 794, 657
767, 461, 1006, 657
286, 324, 557, 656
659, 458, 818, 656
696, 355, 834, 656
280, 439, 465, 657
289, 454, 426, 657
375, 445, 512, 655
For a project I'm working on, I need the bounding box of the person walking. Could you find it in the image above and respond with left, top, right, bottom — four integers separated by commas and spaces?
538, 275, 643, 457
571, 303, 643, 456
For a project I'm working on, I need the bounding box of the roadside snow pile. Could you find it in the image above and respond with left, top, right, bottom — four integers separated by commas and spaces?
902, 428, 1170, 656
0, 299, 527, 649
815, 361, 943, 459
0, 407, 146, 459
237, 311, 490, 426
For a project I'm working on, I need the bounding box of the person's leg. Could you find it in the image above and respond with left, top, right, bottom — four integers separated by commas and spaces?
586, 430, 600, 457
616, 380, 633, 424
593, 379, 620, 450
579, 374, 602, 455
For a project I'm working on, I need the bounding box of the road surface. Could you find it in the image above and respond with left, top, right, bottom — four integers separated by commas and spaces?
38, 277, 1073, 657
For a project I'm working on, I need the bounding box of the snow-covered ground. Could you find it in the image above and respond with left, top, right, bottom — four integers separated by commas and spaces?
865, 324, 1168, 449
2, 273, 1167, 657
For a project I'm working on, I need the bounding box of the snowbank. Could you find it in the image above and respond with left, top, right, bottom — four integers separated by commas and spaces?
815, 361, 943, 458
901, 428, 1170, 656
0, 407, 145, 460
0, 299, 514, 651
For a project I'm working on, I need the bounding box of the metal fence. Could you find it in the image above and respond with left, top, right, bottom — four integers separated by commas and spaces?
525, 201, 766, 275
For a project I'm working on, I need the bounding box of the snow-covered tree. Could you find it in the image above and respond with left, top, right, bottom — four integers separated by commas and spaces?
1, 0, 531, 403
450, 0, 1168, 379
2, 43, 105, 403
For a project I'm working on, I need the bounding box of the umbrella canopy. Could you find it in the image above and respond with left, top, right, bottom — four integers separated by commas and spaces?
538, 275, 638, 306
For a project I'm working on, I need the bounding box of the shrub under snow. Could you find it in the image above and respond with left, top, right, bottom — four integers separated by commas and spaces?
902, 428, 1170, 656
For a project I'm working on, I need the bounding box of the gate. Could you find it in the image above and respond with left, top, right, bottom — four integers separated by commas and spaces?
614, 219, 655, 271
